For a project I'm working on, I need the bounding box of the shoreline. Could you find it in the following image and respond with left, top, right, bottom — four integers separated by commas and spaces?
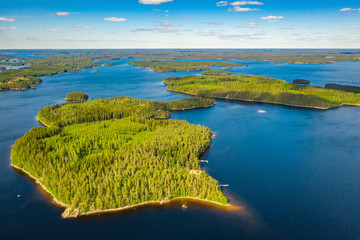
168, 102, 216, 112
11, 163, 68, 208
11, 162, 229, 219
36, 116, 50, 127
75, 197, 229, 218
164, 88, 350, 110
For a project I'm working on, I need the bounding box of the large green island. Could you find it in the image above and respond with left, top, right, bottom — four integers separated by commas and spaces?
201, 70, 232, 76
11, 95, 227, 218
163, 75, 360, 109
127, 60, 245, 72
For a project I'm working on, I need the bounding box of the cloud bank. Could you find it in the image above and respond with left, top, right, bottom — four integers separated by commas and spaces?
231, 1, 264, 6
104, 17, 127, 22
229, 6, 261, 12
260, 16, 285, 21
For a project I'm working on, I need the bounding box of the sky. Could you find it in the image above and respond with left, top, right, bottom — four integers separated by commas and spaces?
0, 0, 359, 49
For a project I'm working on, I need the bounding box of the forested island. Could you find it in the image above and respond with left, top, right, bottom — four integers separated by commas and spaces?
0, 55, 101, 91
163, 75, 360, 109
11, 95, 226, 218
102, 62, 114, 66
201, 70, 231, 76
65, 92, 89, 103
0, 54, 22, 62
293, 79, 310, 85
127, 60, 245, 72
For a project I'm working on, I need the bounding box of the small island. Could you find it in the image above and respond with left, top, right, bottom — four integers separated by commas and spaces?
163, 75, 360, 109
201, 70, 231, 76
293, 79, 310, 85
65, 92, 89, 103
103, 62, 115, 66
127, 60, 245, 72
11, 95, 226, 218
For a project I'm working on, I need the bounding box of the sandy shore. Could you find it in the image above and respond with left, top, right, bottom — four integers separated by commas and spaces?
75, 197, 229, 218
36, 116, 50, 127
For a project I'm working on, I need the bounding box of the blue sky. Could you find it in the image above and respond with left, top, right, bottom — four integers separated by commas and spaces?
0, 0, 359, 49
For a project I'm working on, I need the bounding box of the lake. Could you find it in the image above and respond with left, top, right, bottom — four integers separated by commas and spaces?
1, 57, 360, 239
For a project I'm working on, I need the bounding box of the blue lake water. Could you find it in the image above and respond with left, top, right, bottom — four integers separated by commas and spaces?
1, 57, 360, 239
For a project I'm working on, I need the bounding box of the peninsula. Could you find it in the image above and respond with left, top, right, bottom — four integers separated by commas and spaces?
11, 95, 227, 218
163, 75, 360, 109
127, 60, 245, 72
201, 70, 231, 76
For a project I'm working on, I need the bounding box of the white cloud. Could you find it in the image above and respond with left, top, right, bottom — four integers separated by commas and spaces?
133, 27, 178, 33
139, 0, 173, 5
260, 16, 285, 21
231, 1, 264, 6
0, 17, 16, 22
72, 25, 94, 30
0, 26, 17, 30
216, 1, 228, 7
339, 7, 360, 12
354, 25, 360, 29
340, 8, 352, 12
55, 12, 71, 17
229, 6, 261, 12
242, 23, 261, 28
104, 17, 127, 22
47, 28, 60, 32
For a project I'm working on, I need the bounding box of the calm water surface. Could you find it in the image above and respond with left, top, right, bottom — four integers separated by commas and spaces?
1, 58, 360, 239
